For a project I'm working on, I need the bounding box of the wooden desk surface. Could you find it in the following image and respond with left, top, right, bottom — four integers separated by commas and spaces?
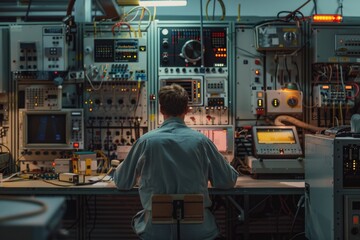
0, 175, 304, 195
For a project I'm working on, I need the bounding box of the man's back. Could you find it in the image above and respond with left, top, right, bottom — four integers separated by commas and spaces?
136, 117, 213, 209
114, 117, 238, 239
114, 84, 238, 240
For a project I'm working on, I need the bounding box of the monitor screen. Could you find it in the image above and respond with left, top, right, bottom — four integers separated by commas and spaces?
256, 128, 296, 144
160, 77, 203, 106
27, 113, 67, 144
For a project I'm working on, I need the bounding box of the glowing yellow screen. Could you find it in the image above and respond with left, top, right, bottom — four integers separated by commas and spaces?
256, 129, 296, 144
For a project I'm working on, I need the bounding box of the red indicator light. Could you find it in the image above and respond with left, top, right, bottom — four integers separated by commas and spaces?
73, 142, 80, 149
353, 215, 359, 225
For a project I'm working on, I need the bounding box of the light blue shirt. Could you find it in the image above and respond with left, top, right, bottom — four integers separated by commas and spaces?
114, 117, 239, 239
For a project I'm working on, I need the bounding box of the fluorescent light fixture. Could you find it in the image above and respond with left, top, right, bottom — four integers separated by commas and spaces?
139, 0, 187, 7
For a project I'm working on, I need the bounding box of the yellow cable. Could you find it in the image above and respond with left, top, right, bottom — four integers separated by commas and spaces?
218, 0, 226, 20
153, 6, 157, 21
205, 0, 226, 21
339, 102, 343, 125
333, 102, 335, 127
205, 0, 211, 20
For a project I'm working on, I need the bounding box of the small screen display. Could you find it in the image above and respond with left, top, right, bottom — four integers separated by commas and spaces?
256, 128, 296, 144
27, 113, 67, 144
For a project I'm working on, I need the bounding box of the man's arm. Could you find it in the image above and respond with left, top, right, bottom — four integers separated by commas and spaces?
113, 140, 146, 190
206, 140, 239, 189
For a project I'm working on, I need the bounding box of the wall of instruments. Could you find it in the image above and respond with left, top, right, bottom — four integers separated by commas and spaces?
0, 20, 357, 180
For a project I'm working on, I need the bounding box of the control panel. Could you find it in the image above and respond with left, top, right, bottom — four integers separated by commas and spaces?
251, 89, 265, 115
82, 23, 149, 155
313, 84, 356, 107
158, 76, 229, 126
25, 85, 62, 110
343, 144, 360, 188
345, 195, 360, 240
266, 89, 303, 114
335, 34, 360, 56
256, 24, 301, 51
83, 36, 147, 81
10, 24, 68, 72
157, 23, 230, 127
158, 26, 228, 75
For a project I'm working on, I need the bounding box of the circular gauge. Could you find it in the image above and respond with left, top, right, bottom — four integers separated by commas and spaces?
283, 31, 297, 42
181, 39, 204, 63
287, 97, 299, 107
271, 98, 280, 107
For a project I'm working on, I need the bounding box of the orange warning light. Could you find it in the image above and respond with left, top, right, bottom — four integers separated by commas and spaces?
312, 14, 343, 23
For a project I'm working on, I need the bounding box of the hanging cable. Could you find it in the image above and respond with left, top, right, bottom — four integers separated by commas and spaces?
200, 0, 205, 69
24, 0, 33, 22
205, 0, 226, 21
0, 197, 48, 223
312, 0, 318, 14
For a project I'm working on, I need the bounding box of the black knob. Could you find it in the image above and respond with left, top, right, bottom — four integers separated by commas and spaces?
162, 40, 169, 49
351, 227, 359, 235
162, 55, 168, 63
107, 99, 112, 105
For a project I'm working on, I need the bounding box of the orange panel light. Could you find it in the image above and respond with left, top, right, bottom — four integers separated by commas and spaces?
312, 14, 343, 23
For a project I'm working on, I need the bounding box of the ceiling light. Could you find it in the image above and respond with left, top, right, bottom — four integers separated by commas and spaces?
139, 0, 187, 7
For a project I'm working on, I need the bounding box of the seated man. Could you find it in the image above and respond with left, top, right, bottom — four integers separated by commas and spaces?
114, 84, 239, 240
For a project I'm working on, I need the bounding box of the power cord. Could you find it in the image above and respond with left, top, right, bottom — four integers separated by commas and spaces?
0, 196, 47, 223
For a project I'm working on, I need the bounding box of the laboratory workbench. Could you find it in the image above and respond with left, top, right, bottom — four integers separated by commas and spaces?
0, 175, 305, 240
0, 175, 304, 195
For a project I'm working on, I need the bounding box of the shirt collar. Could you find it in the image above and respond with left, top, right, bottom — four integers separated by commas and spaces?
160, 117, 186, 127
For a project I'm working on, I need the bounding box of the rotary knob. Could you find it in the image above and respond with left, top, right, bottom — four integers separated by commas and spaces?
287, 97, 299, 107
180, 39, 204, 63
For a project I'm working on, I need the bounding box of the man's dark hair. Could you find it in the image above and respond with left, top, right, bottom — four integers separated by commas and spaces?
158, 84, 189, 116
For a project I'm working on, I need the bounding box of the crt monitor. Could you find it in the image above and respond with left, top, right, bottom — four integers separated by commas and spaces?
252, 126, 303, 158
27, 113, 67, 144
19, 109, 84, 149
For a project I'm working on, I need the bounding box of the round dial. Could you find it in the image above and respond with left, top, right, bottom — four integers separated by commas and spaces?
283, 31, 297, 42
287, 97, 299, 107
181, 39, 204, 63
